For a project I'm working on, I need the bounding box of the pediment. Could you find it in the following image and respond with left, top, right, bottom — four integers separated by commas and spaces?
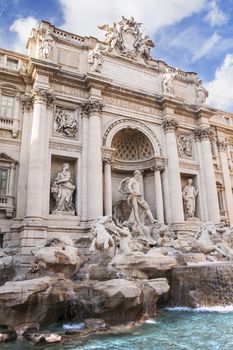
0, 153, 17, 164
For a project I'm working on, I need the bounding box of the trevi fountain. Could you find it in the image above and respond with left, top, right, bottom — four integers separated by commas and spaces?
0, 15, 233, 349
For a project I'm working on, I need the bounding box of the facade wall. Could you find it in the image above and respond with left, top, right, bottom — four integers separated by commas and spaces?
0, 20, 233, 261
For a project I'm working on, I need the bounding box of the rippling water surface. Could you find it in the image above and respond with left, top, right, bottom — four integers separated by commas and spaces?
2, 307, 233, 350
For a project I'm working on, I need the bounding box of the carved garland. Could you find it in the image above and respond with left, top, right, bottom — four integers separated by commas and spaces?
217, 140, 227, 152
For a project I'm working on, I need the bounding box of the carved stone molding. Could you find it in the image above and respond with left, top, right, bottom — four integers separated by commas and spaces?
81, 100, 104, 116
21, 95, 33, 112
151, 164, 165, 172
31, 87, 55, 106
162, 117, 179, 132
194, 126, 215, 141
217, 140, 227, 152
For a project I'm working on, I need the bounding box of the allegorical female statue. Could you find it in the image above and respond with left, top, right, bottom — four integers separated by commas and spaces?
182, 178, 198, 219
51, 163, 75, 214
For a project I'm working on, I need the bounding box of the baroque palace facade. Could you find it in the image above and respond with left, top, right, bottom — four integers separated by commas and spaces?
1, 17, 233, 264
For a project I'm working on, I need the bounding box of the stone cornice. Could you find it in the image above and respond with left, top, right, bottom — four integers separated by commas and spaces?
81, 100, 104, 116
162, 117, 179, 132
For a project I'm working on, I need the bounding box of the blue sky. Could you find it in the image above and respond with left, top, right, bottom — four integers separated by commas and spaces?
1, 0, 233, 111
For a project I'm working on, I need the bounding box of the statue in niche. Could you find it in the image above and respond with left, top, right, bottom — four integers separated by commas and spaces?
51, 163, 75, 214
182, 178, 198, 219
177, 134, 193, 158
55, 108, 78, 137
88, 43, 105, 73
161, 68, 178, 95
39, 30, 54, 59
196, 79, 208, 105
119, 170, 157, 228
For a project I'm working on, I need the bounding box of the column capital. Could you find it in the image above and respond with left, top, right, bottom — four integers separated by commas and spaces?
162, 117, 179, 132
103, 156, 113, 165
194, 126, 215, 141
31, 87, 55, 106
22, 95, 33, 112
151, 164, 165, 172
81, 100, 104, 117
217, 140, 227, 152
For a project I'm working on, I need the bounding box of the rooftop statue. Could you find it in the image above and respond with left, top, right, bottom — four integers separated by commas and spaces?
97, 16, 155, 62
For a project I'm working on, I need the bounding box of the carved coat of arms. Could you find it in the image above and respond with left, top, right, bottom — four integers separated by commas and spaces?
98, 16, 155, 62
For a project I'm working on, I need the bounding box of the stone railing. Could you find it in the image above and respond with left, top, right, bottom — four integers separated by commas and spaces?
0, 195, 14, 218
0, 117, 19, 137
53, 29, 85, 45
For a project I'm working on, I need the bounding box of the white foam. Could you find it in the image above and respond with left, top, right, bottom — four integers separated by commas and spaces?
165, 305, 233, 313
145, 319, 157, 324
63, 323, 85, 330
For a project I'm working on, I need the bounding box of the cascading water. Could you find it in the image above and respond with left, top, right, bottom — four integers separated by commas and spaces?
170, 262, 233, 307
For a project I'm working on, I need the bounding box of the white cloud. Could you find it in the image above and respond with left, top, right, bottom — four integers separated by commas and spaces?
58, 0, 206, 38
206, 54, 233, 111
204, 0, 228, 26
10, 16, 39, 52
192, 32, 221, 62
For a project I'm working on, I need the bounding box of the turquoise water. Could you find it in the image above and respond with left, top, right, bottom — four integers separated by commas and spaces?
1, 307, 233, 350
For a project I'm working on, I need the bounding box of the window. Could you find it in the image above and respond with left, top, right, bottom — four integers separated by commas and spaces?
225, 117, 230, 125
6, 58, 18, 70
1, 95, 14, 118
0, 168, 8, 196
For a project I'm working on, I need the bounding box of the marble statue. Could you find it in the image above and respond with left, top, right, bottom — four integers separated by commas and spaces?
88, 44, 105, 73
90, 216, 132, 257
39, 30, 54, 59
55, 108, 78, 137
97, 16, 154, 62
138, 34, 155, 61
119, 170, 157, 227
97, 23, 118, 51
51, 163, 75, 214
90, 216, 116, 255
182, 179, 198, 219
161, 68, 178, 95
196, 79, 208, 105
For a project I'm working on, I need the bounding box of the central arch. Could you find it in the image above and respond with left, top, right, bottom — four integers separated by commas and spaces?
112, 128, 154, 162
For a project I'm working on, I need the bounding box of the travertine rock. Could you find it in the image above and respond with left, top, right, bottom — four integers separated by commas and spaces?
30, 236, 80, 277
109, 252, 177, 279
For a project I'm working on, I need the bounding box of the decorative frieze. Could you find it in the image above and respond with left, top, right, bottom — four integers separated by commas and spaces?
81, 100, 104, 116
162, 117, 179, 132
194, 126, 215, 141
49, 141, 82, 153
177, 134, 193, 159
54, 108, 78, 138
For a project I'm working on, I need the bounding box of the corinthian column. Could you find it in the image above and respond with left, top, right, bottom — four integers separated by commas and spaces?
162, 116, 184, 223
194, 126, 220, 223
26, 87, 54, 219
218, 140, 233, 224
81, 100, 104, 220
